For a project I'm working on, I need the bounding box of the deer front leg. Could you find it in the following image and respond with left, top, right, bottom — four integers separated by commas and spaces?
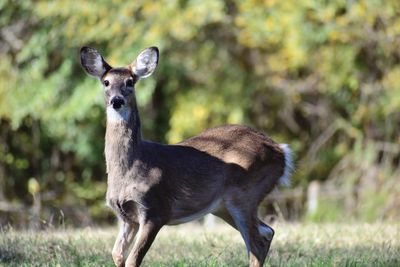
112, 220, 138, 267
124, 219, 163, 267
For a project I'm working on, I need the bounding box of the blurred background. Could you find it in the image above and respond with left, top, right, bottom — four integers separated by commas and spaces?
0, 0, 399, 229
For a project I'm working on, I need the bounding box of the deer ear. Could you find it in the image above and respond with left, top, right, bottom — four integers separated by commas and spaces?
130, 47, 159, 79
80, 47, 112, 78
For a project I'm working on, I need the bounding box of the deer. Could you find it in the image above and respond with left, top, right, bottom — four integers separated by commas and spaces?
80, 46, 293, 267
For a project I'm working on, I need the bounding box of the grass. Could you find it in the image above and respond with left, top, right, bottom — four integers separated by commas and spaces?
0, 222, 399, 267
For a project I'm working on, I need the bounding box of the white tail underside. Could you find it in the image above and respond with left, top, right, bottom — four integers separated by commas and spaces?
278, 144, 293, 186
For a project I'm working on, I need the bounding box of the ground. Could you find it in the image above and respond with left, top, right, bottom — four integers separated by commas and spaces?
0, 222, 399, 266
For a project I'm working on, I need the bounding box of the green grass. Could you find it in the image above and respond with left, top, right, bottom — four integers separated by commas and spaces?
0, 222, 399, 267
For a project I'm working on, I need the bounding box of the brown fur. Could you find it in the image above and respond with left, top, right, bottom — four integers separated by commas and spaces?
80, 46, 290, 267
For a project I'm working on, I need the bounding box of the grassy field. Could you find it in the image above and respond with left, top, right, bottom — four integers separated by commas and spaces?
0, 222, 399, 267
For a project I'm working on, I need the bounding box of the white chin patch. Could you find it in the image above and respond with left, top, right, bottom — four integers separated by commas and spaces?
107, 106, 131, 122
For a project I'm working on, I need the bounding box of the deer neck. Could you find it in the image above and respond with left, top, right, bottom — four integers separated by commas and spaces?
105, 104, 142, 176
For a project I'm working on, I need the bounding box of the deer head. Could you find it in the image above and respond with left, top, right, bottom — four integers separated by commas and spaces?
80, 46, 159, 122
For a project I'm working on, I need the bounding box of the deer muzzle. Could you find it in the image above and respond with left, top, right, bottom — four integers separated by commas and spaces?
110, 96, 125, 110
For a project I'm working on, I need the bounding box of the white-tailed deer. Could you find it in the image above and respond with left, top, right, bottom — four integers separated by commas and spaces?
80, 46, 292, 267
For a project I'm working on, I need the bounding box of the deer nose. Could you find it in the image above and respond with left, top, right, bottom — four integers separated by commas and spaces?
110, 96, 125, 110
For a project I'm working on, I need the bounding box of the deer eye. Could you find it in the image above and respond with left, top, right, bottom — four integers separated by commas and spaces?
126, 79, 133, 87
103, 80, 110, 86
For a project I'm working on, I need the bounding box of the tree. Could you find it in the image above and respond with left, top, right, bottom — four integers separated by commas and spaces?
0, 0, 399, 226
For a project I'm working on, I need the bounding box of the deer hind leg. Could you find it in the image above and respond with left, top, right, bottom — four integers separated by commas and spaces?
225, 203, 270, 267
212, 208, 238, 230
258, 220, 274, 255
258, 220, 274, 240
213, 209, 275, 244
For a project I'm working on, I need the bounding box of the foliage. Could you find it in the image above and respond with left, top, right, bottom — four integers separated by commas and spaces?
0, 0, 399, 225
